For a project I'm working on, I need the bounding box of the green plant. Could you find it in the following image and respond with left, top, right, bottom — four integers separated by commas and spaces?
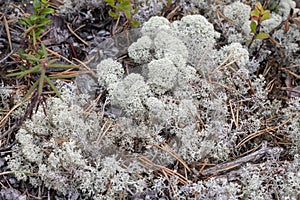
20, 0, 54, 47
7, 44, 78, 99
104, 0, 140, 28
248, 2, 271, 47
7, 0, 78, 99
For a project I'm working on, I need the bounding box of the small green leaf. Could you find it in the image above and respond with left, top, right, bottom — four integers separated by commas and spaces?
124, 10, 132, 20
29, 14, 39, 22
109, 10, 119, 19
19, 64, 42, 78
24, 26, 36, 35
118, 1, 131, 11
41, 43, 47, 58
37, 50, 44, 57
7, 64, 41, 78
24, 80, 39, 99
6, 71, 25, 78
131, 20, 140, 28
251, 9, 260, 17
250, 21, 257, 33
33, 0, 42, 11
35, 27, 44, 35
255, 32, 269, 39
104, 0, 115, 7
38, 17, 52, 25
261, 10, 271, 21
20, 17, 32, 26
40, 8, 54, 15
255, 2, 264, 13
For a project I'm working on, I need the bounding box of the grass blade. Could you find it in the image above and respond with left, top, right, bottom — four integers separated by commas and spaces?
45, 76, 61, 98
24, 80, 39, 99
48, 74, 77, 79
49, 64, 79, 69
7, 64, 41, 78
38, 69, 46, 96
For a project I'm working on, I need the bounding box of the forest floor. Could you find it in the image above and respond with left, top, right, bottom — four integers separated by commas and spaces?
0, 0, 300, 199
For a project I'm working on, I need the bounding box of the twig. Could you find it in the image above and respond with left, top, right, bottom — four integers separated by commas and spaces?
73, 24, 86, 33
161, 165, 189, 184
46, 47, 78, 66
282, 64, 300, 69
0, 140, 16, 151
166, 5, 180, 20
0, 49, 15, 64
138, 156, 189, 185
112, 15, 121, 36
201, 141, 269, 176
161, 168, 179, 200
282, 68, 300, 79
73, 57, 97, 78
66, 23, 88, 46
0, 0, 10, 37
216, 8, 236, 26
213, 50, 235, 73
0, 123, 18, 140
147, 141, 190, 171
209, 81, 237, 92
96, 121, 112, 142
0, 92, 33, 127
3, 16, 12, 51
229, 100, 238, 128
222, 54, 242, 69
236, 117, 293, 148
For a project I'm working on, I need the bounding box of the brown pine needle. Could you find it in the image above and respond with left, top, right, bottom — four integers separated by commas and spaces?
73, 57, 97, 78
46, 48, 78, 66
229, 100, 238, 128
161, 168, 179, 200
0, 92, 33, 127
147, 141, 190, 172
66, 23, 88, 46
4, 16, 12, 51
236, 117, 293, 148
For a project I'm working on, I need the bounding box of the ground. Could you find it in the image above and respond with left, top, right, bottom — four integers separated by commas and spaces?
0, 0, 300, 199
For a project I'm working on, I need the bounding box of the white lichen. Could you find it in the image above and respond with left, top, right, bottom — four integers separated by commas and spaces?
223, 2, 251, 27
109, 73, 151, 116
96, 58, 124, 88
219, 42, 249, 68
146, 58, 178, 95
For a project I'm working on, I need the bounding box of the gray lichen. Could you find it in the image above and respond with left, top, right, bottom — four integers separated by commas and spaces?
6, 7, 300, 199
109, 73, 151, 116
146, 58, 178, 95
96, 58, 124, 89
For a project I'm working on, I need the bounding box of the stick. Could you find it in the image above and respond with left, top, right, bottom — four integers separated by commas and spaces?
201, 141, 269, 176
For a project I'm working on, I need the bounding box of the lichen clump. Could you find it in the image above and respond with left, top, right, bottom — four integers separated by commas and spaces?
7, 3, 300, 198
